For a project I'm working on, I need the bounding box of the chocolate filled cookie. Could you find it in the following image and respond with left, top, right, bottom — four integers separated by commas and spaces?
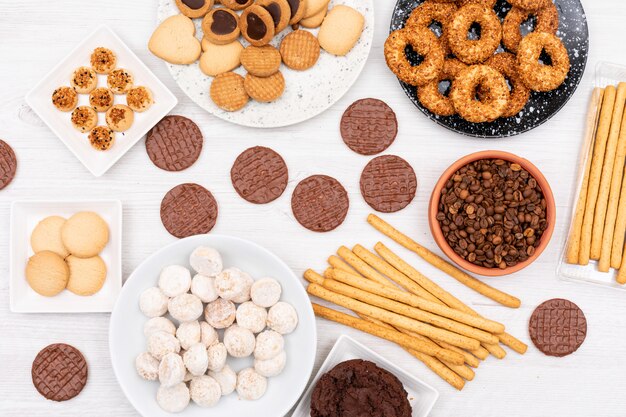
240, 5, 276, 47
52, 87, 78, 112
71, 106, 98, 133
287, 0, 306, 25
202, 8, 241, 45
176, 0, 214, 18
220, 0, 254, 11
89, 87, 114, 112
256, 0, 291, 34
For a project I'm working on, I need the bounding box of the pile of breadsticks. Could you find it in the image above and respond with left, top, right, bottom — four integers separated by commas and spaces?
304, 214, 527, 390
566, 84, 626, 284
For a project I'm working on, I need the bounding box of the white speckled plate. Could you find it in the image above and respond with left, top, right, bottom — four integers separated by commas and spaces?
157, 0, 374, 128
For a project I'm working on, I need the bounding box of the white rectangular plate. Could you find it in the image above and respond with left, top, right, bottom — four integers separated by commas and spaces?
292, 335, 439, 417
25, 25, 177, 177
10, 200, 123, 313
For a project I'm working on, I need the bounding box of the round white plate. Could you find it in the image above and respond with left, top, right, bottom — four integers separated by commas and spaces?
109, 234, 317, 417
156, 0, 375, 128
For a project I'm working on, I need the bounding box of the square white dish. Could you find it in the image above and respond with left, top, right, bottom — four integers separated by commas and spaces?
10, 200, 123, 313
25, 25, 178, 177
292, 335, 439, 417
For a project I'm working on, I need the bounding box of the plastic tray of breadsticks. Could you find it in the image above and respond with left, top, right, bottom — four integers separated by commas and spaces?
557, 61, 626, 290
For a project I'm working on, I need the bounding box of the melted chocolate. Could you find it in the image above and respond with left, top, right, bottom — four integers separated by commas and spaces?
287, 0, 300, 19
211, 10, 238, 35
264, 3, 281, 27
182, 0, 205, 9
246, 13, 268, 40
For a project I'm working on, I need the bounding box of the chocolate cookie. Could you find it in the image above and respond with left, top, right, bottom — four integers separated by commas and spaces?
340, 99, 398, 156
311, 359, 412, 417
146, 116, 203, 172
529, 298, 587, 357
0, 139, 17, 190
31, 344, 88, 402
161, 183, 218, 238
291, 175, 349, 232
231, 146, 288, 204
360, 155, 417, 213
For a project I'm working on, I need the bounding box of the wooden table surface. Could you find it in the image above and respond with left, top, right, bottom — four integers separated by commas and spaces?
1, 0, 625, 416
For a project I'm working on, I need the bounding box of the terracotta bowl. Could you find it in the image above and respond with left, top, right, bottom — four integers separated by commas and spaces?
428, 150, 556, 277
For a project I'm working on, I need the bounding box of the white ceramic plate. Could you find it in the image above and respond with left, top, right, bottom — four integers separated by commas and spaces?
9, 200, 123, 313
156, 0, 374, 128
25, 25, 178, 177
292, 335, 439, 417
109, 234, 317, 417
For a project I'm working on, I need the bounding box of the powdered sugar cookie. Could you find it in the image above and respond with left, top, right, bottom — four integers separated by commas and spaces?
224, 325, 256, 358
254, 329, 284, 360
191, 274, 219, 303
250, 278, 282, 308
168, 293, 203, 322
159, 265, 192, 297
207, 342, 227, 372
190, 375, 221, 407
159, 352, 186, 387
184, 343, 209, 376
236, 368, 267, 401
176, 320, 201, 350
236, 301, 268, 333
135, 352, 160, 381
157, 383, 190, 413
204, 298, 236, 329
215, 267, 251, 301
209, 365, 237, 396
267, 301, 298, 334
254, 350, 286, 377
147, 331, 181, 360
139, 287, 169, 318
144, 317, 176, 337
231, 272, 254, 304
200, 322, 219, 347
190, 246, 223, 276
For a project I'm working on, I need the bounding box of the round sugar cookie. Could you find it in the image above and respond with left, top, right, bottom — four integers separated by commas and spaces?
66, 255, 107, 296
61, 212, 109, 258
25, 251, 69, 297
31, 216, 69, 258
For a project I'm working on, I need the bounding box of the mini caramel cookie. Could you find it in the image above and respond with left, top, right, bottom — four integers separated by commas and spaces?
220, 0, 254, 10
89, 87, 114, 112
105, 104, 134, 132
146, 115, 203, 172
88, 126, 115, 151
529, 298, 587, 357
126, 86, 154, 112
32, 344, 88, 402
280, 30, 320, 70
291, 175, 349, 232
52, 87, 78, 112
360, 155, 417, 213
210, 72, 249, 112
26, 251, 69, 297
340, 98, 397, 156
70, 67, 98, 94
244, 71, 285, 103
202, 8, 241, 45
0, 139, 17, 190
287, 0, 306, 25
62, 211, 110, 258
240, 45, 282, 77
200, 40, 243, 76
66, 255, 107, 296
176, 0, 214, 18
256, 0, 291, 33
161, 183, 219, 238
71, 106, 98, 133
90, 47, 117, 74
231, 146, 289, 204
240, 5, 276, 47
107, 68, 134, 94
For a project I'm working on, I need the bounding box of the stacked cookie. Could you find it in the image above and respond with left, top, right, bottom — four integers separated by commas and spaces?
26, 212, 109, 297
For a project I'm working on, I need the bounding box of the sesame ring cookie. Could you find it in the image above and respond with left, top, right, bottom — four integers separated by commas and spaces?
190, 246, 223, 277
71, 106, 98, 133
267, 301, 298, 334
168, 293, 203, 322
405, 1, 457, 55
459, 0, 497, 7
89, 87, 114, 112
384, 28, 444, 87
126, 86, 154, 112
176, 320, 201, 350
250, 277, 282, 308
224, 325, 256, 358
203, 8, 241, 45
140, 287, 170, 318
240, 5, 276, 47
71, 66, 98, 94
447, 4, 502, 64
221, 0, 254, 10
484, 53, 530, 118
107, 68, 134, 94
244, 71, 285, 103
105, 104, 134, 132
90, 47, 117, 74
205, 298, 236, 329
517, 32, 570, 92
210, 72, 249, 112
503, 4, 559, 53
256, 0, 292, 33
236, 368, 267, 401
450, 64, 510, 123
236, 301, 268, 333
417, 58, 467, 116
88, 126, 115, 151
175, 0, 214, 18
508, 0, 552, 12
241, 45, 282, 77
52, 86, 78, 112
159, 265, 192, 297
280, 30, 320, 71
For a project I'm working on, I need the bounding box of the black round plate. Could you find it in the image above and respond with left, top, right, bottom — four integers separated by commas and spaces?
390, 0, 589, 138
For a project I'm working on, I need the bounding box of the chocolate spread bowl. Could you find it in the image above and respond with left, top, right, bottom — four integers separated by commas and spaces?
428, 150, 556, 277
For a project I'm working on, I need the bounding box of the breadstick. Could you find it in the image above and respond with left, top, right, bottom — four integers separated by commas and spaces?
307, 283, 480, 352
304, 269, 325, 285
328, 255, 355, 273
580, 86, 618, 264
618, 246, 626, 284
436, 340, 480, 368
566, 87, 604, 264
612, 171, 626, 269
497, 332, 529, 355
366, 214, 521, 308
311, 303, 466, 365
337, 246, 394, 288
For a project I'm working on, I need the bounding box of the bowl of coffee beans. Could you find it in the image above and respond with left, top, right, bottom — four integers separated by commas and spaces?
429, 151, 556, 276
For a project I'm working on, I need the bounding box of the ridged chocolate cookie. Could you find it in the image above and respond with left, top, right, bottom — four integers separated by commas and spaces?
291, 175, 349, 232
0, 139, 17, 190
340, 99, 398, 156
529, 298, 587, 357
231, 146, 288, 204
146, 116, 203, 172
31, 344, 88, 402
360, 155, 417, 213
161, 183, 218, 238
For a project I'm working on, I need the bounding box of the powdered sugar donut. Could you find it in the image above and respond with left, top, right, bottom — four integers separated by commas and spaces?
190, 246, 223, 277
267, 301, 298, 334
209, 364, 237, 396
254, 350, 287, 377
224, 325, 256, 358
215, 267, 251, 301
200, 321, 219, 347
204, 298, 236, 329
191, 274, 219, 303
250, 278, 282, 308
135, 352, 159, 380
231, 272, 254, 304
159, 352, 186, 387
254, 330, 284, 360
190, 375, 221, 407
176, 320, 201, 350
157, 383, 190, 413
184, 343, 209, 376
207, 342, 228, 372
236, 368, 267, 401
236, 301, 268, 333
168, 293, 203, 322
148, 331, 181, 360
139, 287, 169, 318
144, 316, 176, 337
158, 265, 192, 297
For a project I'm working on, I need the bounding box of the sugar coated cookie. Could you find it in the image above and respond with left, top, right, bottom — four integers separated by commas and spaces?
203, 9, 241, 45
52, 87, 78, 112
88, 126, 115, 151
184, 343, 209, 376
159, 265, 192, 297
25, 251, 69, 297
148, 331, 181, 360
224, 325, 256, 358
210, 72, 249, 112
176, 320, 201, 350
190, 375, 221, 407
176, 0, 214, 18
236, 301, 268, 333
205, 298, 236, 329
168, 293, 203, 322
191, 274, 219, 303
244, 71, 285, 103
250, 278, 282, 308
200, 321, 219, 347
71, 106, 98, 133
199, 40, 243, 76
190, 246, 223, 276
149, 15, 202, 65
71, 66, 98, 94
66, 255, 107, 296
240, 45, 281, 77
240, 6, 276, 47
30, 215, 69, 258
61, 211, 109, 258
159, 352, 186, 387
254, 350, 286, 377
91, 47, 117, 74
280, 30, 320, 70
144, 317, 176, 337
89, 87, 114, 112
207, 342, 228, 372
126, 86, 154, 112
157, 382, 190, 413
236, 368, 267, 401
107, 68, 134, 94
318, 5, 364, 56
209, 364, 237, 396
135, 352, 160, 381
267, 301, 298, 334
140, 287, 170, 318
254, 329, 284, 360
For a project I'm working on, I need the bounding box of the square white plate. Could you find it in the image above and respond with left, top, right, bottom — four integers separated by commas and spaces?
25, 25, 178, 177
10, 200, 123, 313
292, 335, 439, 417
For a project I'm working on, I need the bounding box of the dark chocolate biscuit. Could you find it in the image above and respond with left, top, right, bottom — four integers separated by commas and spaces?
529, 298, 587, 357
231, 146, 288, 204
161, 183, 218, 238
340, 98, 398, 156
291, 175, 349, 232
31, 344, 88, 402
146, 116, 203, 172
360, 155, 417, 213
0, 139, 17, 190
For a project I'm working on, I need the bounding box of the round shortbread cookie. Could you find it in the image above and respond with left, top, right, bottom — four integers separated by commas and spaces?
318, 5, 365, 56
61, 212, 109, 258
31, 216, 69, 258
280, 30, 320, 71
66, 255, 107, 296
25, 251, 69, 297
240, 45, 282, 77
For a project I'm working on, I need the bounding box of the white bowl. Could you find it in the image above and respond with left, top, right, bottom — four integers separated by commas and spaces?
109, 234, 317, 417
292, 335, 439, 417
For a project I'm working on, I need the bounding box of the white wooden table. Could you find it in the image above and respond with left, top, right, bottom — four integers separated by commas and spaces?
1, 1, 625, 416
